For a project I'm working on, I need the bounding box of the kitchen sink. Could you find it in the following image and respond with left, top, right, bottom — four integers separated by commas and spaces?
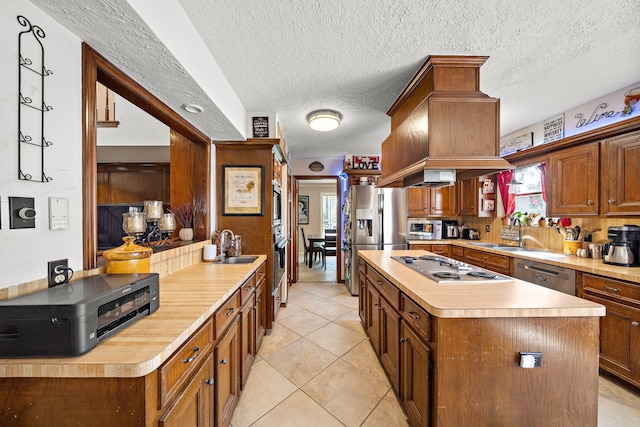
468, 242, 514, 248
219, 256, 258, 264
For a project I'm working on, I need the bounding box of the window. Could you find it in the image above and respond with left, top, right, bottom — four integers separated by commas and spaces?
321, 193, 338, 230
512, 163, 546, 217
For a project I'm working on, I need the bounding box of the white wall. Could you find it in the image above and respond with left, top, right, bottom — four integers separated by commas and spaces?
0, 1, 83, 288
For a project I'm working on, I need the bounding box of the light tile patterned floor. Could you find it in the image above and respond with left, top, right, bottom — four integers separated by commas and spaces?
232, 276, 640, 426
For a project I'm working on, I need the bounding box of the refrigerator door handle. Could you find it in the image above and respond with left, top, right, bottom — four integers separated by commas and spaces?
378, 192, 384, 249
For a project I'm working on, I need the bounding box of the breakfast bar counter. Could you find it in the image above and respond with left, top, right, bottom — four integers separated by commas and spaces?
0, 255, 267, 378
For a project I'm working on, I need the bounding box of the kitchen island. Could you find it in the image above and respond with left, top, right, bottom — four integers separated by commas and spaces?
358, 249, 605, 427
0, 255, 267, 426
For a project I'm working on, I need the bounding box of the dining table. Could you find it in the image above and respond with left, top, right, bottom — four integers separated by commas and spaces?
307, 235, 325, 268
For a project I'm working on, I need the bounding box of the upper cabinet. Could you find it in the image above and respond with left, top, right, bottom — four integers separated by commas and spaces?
547, 142, 599, 216
546, 129, 640, 217
457, 177, 478, 216
601, 131, 640, 216
408, 186, 456, 217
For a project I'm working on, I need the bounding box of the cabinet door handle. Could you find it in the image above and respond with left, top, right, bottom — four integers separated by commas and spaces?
408, 312, 420, 320
377, 281, 383, 286
220, 358, 228, 365
183, 346, 200, 363
603, 285, 621, 293
245, 286, 254, 292
256, 299, 261, 303
632, 321, 639, 327
587, 200, 594, 205
608, 199, 617, 204
225, 307, 235, 317
206, 378, 215, 385
400, 338, 407, 343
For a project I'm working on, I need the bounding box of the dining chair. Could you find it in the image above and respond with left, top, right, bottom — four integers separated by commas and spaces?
324, 229, 337, 257
300, 228, 325, 267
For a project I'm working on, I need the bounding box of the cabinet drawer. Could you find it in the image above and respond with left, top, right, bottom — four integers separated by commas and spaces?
430, 244, 450, 256
240, 273, 257, 306
451, 245, 465, 259
582, 273, 640, 303
255, 262, 267, 286
214, 290, 241, 339
464, 248, 511, 273
401, 294, 431, 342
367, 267, 400, 310
158, 317, 214, 409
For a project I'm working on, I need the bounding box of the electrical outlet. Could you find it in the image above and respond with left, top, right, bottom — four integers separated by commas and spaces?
485, 225, 490, 232
48, 259, 69, 288
519, 351, 543, 367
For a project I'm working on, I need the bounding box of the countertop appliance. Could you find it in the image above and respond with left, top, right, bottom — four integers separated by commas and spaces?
407, 218, 442, 241
442, 220, 459, 239
0, 273, 159, 356
603, 225, 640, 267
344, 186, 407, 295
391, 255, 513, 283
513, 258, 576, 295
461, 228, 480, 240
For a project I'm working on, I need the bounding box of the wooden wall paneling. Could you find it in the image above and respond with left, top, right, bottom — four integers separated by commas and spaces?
97, 163, 170, 204
83, 43, 211, 269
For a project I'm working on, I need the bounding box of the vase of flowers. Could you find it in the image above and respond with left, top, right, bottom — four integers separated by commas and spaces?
170, 204, 196, 241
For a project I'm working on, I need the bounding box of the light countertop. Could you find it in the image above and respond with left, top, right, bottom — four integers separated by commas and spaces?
0, 255, 267, 379
407, 239, 640, 284
359, 250, 606, 319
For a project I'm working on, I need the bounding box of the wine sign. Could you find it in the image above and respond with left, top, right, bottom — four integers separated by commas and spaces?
499, 132, 533, 156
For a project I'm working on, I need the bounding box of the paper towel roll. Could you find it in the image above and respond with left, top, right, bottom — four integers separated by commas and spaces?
203, 244, 217, 261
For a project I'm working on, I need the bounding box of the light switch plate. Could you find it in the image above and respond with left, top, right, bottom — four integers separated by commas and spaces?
49, 197, 69, 230
9, 196, 36, 229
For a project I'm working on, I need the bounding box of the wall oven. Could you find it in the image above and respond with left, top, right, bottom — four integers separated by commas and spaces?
273, 183, 282, 225
273, 224, 287, 291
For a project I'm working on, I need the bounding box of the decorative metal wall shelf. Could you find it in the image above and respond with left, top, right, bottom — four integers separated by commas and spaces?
17, 15, 53, 182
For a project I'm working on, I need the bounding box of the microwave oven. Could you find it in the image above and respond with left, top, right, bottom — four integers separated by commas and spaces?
407, 218, 443, 240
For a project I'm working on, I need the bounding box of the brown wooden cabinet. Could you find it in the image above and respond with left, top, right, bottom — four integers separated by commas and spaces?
254, 269, 267, 351
578, 273, 640, 388
217, 140, 285, 332
215, 317, 240, 427
408, 186, 457, 217
547, 142, 599, 216
457, 177, 478, 216
158, 353, 214, 427
240, 286, 256, 390
463, 247, 512, 276
400, 321, 431, 427
601, 130, 640, 215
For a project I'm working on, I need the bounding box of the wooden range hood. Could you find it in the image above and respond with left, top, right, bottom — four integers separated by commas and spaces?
378, 55, 514, 188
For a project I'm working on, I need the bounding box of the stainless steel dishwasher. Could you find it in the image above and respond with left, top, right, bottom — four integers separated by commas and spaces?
513, 258, 576, 295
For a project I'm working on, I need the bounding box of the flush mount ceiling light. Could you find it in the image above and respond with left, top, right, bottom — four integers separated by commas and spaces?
307, 110, 342, 132
308, 161, 325, 172
182, 104, 203, 114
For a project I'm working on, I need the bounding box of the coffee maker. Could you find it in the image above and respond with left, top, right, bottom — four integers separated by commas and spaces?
602, 225, 640, 267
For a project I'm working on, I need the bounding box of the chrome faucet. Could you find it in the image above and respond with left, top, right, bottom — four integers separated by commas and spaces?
219, 229, 235, 260
510, 217, 524, 248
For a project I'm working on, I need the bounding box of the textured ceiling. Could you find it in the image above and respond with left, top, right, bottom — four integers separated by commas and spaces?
29, 0, 640, 166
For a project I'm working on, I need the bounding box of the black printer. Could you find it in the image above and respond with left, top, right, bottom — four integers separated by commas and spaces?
0, 273, 159, 357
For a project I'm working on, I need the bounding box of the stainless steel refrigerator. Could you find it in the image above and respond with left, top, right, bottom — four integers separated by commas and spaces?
343, 186, 407, 295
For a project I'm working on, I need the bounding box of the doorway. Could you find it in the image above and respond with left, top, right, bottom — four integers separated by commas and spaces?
294, 176, 341, 283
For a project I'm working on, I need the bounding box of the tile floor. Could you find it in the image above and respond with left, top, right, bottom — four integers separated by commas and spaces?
231, 276, 640, 426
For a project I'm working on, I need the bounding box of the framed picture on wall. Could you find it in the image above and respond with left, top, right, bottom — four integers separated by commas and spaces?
298, 195, 309, 224
483, 199, 495, 211
222, 165, 265, 215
